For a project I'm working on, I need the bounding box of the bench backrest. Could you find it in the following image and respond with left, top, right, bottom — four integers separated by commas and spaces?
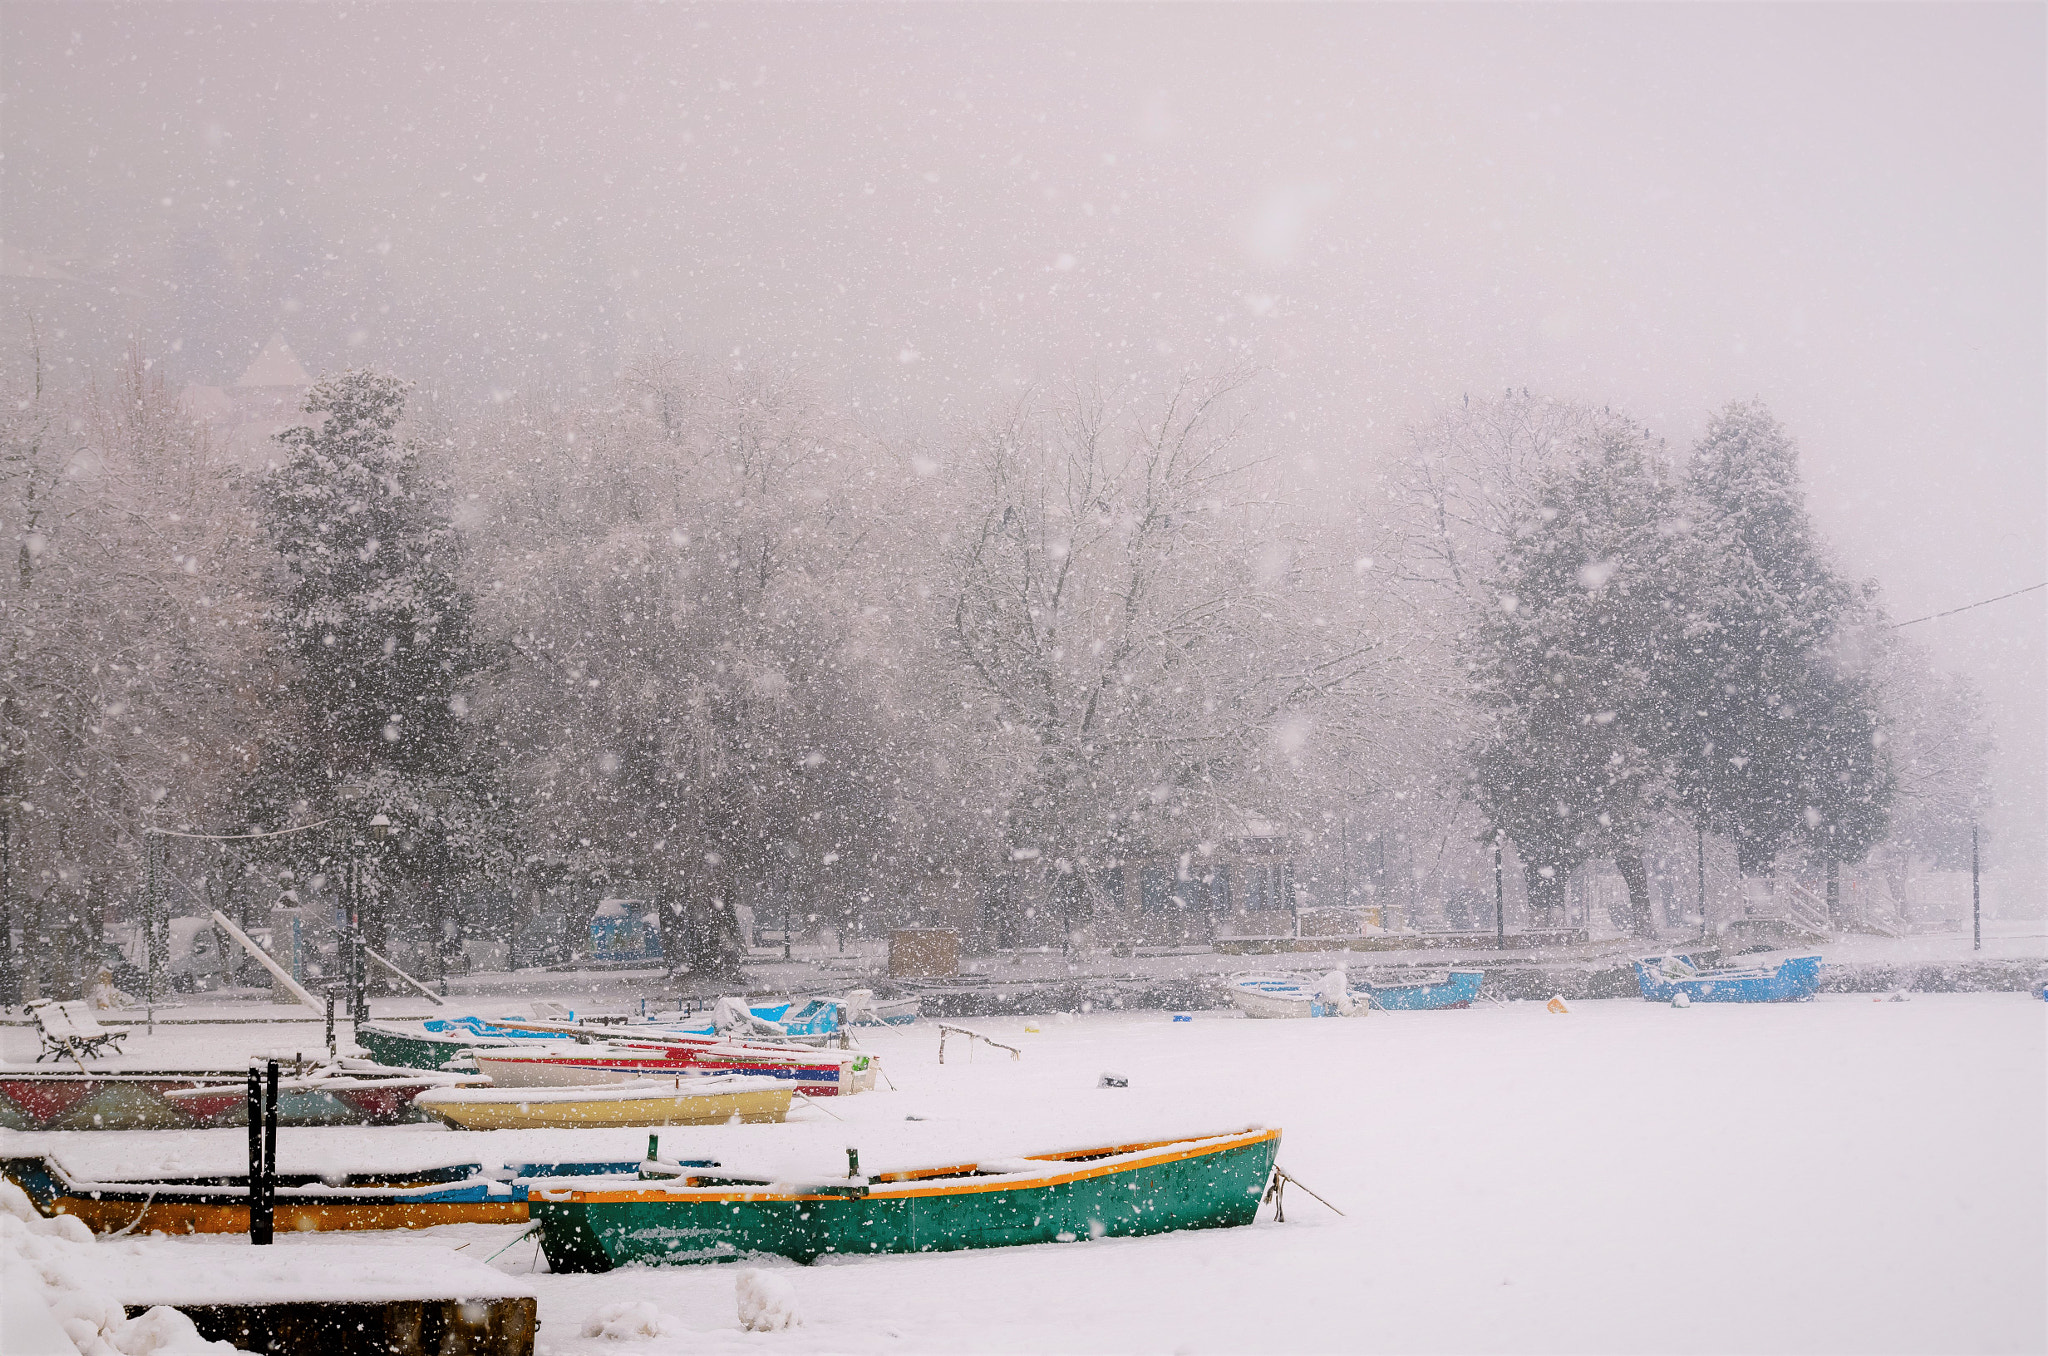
55, 1001, 110, 1036
28, 1000, 107, 1040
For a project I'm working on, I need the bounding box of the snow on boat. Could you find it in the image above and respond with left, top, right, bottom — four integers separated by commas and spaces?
470, 1038, 877, 1096
1633, 953, 1822, 1003
768, 992, 921, 1033
0, 1059, 481, 1131
352, 1018, 573, 1071
1354, 968, 1485, 1011
354, 998, 864, 1069
0, 1151, 647, 1236
1224, 973, 1359, 1019
529, 1127, 1282, 1271
412, 1074, 794, 1131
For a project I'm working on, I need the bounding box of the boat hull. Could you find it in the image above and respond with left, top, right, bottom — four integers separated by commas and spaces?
1359, 968, 1485, 1011
531, 1128, 1280, 1272
1634, 954, 1822, 1003
0, 1070, 461, 1131
1224, 979, 1348, 1019
473, 1045, 874, 1096
3, 1156, 643, 1236
415, 1083, 793, 1131
352, 1025, 513, 1071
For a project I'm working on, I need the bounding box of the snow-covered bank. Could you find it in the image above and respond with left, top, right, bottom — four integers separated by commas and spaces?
6, 994, 2040, 1353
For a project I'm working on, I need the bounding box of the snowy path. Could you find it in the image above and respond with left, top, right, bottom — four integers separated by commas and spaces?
5, 995, 2042, 1353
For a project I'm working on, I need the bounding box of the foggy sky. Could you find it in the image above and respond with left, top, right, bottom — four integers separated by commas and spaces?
4, 3, 2043, 863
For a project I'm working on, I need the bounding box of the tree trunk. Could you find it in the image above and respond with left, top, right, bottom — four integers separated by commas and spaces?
1522, 861, 1567, 922
1613, 852, 1658, 941
1824, 857, 1841, 930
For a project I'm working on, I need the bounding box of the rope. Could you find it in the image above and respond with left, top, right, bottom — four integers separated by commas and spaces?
483, 1222, 543, 1263
1266, 1165, 1346, 1220
1893, 581, 2044, 628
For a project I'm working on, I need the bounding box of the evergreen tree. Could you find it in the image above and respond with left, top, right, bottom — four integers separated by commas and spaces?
1467, 420, 1683, 938
1667, 403, 1892, 895
247, 371, 498, 964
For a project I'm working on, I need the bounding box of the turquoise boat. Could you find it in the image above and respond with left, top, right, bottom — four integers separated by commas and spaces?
530, 1127, 1281, 1271
1634, 953, 1822, 1003
1356, 968, 1485, 1010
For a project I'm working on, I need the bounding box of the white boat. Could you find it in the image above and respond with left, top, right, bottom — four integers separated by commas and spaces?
1224, 972, 1360, 1019
840, 990, 921, 1026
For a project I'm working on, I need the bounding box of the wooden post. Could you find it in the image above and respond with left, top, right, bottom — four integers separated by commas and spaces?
263, 1060, 279, 1238
247, 1068, 270, 1245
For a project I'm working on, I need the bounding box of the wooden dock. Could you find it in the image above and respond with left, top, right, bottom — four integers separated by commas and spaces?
91, 1239, 536, 1356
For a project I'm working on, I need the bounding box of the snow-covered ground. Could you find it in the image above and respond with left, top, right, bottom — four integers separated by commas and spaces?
5, 992, 2043, 1353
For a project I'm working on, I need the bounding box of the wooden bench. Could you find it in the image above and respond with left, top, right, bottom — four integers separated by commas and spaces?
27, 999, 128, 1062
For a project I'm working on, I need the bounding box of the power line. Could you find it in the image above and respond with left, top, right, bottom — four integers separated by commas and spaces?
143, 818, 339, 842
1893, 581, 2046, 628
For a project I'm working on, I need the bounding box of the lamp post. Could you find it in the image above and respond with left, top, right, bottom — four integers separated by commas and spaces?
1493, 832, 1506, 951
0, 796, 19, 1008
347, 811, 393, 1025
1697, 827, 1708, 941
1971, 821, 1981, 953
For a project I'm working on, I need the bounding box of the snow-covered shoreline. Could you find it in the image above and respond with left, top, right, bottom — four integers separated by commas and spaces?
5, 993, 2042, 1353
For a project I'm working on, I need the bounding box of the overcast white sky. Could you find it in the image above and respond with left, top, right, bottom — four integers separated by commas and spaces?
4, 2, 2043, 862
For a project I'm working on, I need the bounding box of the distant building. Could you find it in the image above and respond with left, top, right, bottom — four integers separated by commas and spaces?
981, 815, 1304, 949
178, 333, 314, 468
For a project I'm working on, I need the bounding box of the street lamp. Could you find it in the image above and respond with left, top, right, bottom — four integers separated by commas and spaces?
345, 811, 394, 1025
0, 795, 19, 1008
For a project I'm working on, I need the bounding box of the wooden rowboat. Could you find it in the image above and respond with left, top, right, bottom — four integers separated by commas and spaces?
1633, 953, 1822, 1003
1223, 975, 1358, 1019
530, 1127, 1281, 1271
471, 1041, 875, 1096
0, 1153, 646, 1236
1355, 968, 1485, 1010
412, 1075, 794, 1130
0, 1060, 481, 1131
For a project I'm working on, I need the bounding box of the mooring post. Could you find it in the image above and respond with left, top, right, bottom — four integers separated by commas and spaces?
247, 1061, 278, 1245
264, 1060, 279, 1238
247, 1069, 267, 1244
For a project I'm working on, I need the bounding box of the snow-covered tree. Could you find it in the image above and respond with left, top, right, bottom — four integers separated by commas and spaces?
1666, 403, 1893, 895
245, 370, 500, 964
942, 373, 1376, 937
0, 344, 266, 998
1465, 418, 1684, 937
460, 359, 945, 980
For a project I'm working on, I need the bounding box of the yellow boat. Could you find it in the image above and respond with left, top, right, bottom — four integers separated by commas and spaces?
412, 1075, 794, 1130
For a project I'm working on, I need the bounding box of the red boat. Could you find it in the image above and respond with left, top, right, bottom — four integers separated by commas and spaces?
470, 1037, 876, 1096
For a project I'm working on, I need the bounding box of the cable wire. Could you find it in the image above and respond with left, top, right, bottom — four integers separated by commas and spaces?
1892, 581, 2045, 628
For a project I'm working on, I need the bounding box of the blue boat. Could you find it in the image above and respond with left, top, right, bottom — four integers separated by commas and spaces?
1355, 968, 1485, 1010
1633, 953, 1822, 1003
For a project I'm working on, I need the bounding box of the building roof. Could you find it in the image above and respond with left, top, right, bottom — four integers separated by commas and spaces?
234, 333, 313, 389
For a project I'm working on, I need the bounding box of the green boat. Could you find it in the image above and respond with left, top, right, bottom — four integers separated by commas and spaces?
529, 1127, 1281, 1271
352, 1020, 564, 1071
